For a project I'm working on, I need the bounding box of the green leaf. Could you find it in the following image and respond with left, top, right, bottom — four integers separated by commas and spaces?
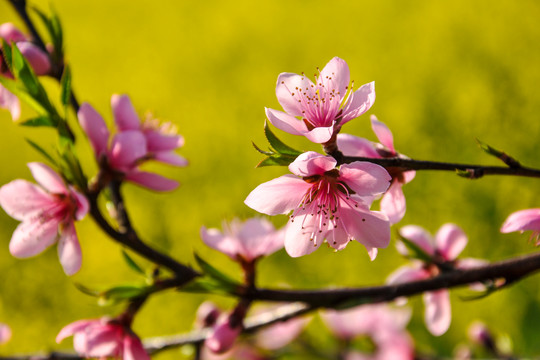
20, 116, 55, 127
33, 6, 63, 55
256, 153, 299, 167
194, 253, 239, 288
180, 277, 237, 295
73, 283, 100, 297
2, 41, 12, 72
101, 285, 148, 301
252, 141, 274, 156
476, 138, 520, 168
57, 143, 87, 190
60, 65, 71, 107
264, 121, 302, 156
121, 250, 146, 276
0, 77, 49, 116
25, 139, 57, 165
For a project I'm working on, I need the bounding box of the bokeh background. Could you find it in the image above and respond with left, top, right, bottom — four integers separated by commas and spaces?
1, 0, 540, 358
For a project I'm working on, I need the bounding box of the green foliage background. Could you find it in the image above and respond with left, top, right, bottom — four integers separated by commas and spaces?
0, 0, 539, 358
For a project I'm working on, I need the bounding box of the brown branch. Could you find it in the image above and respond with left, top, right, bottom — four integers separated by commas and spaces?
342, 155, 540, 179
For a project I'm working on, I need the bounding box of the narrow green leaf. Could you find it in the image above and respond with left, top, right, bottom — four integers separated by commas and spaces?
455, 168, 474, 178
32, 7, 63, 62
264, 121, 302, 156
256, 153, 298, 167
180, 277, 236, 295
398, 233, 432, 262
60, 65, 71, 106
252, 141, 275, 156
73, 283, 100, 297
1, 42, 12, 72
11, 44, 40, 96
20, 116, 54, 127
476, 138, 521, 168
25, 139, 57, 165
0, 77, 49, 116
194, 253, 239, 287
121, 250, 146, 276
101, 285, 148, 301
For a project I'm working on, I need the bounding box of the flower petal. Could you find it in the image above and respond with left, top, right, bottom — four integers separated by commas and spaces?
0, 23, 27, 42
256, 315, 308, 350
336, 133, 380, 158
56, 320, 94, 343
318, 57, 350, 98
284, 212, 324, 257
265, 108, 307, 136
245, 175, 311, 216
0, 179, 54, 221
9, 218, 59, 258
57, 222, 82, 276
200, 226, 238, 260
108, 131, 147, 170
435, 223, 467, 260
78, 102, 110, 157
17, 42, 51, 75
501, 208, 540, 233
145, 131, 184, 152
237, 218, 284, 260
387, 264, 430, 284
304, 124, 334, 143
206, 317, 241, 354
370, 115, 395, 153
125, 171, 179, 192
28, 162, 67, 194
275, 72, 316, 116
339, 161, 391, 196
288, 152, 336, 177
153, 151, 188, 167
341, 81, 375, 124
70, 186, 89, 221
0, 323, 11, 345
123, 335, 150, 360
0, 84, 21, 121
380, 180, 406, 225
398, 225, 435, 256
111, 94, 141, 131
424, 290, 451, 336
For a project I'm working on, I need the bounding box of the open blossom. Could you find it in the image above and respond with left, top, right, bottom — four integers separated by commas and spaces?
78, 94, 186, 191
322, 304, 414, 360
0, 23, 51, 120
56, 318, 149, 360
337, 115, 415, 224
387, 224, 485, 336
265, 57, 375, 144
500, 208, 540, 245
245, 151, 391, 259
0, 162, 88, 275
201, 217, 284, 263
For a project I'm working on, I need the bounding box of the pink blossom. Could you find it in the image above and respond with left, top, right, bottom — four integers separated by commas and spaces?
201, 218, 284, 262
0, 23, 51, 120
337, 115, 415, 224
78, 94, 186, 191
0, 162, 88, 275
322, 304, 414, 360
500, 208, 540, 245
388, 224, 484, 336
265, 57, 375, 144
205, 315, 242, 354
245, 151, 391, 258
56, 318, 149, 360
0, 323, 11, 345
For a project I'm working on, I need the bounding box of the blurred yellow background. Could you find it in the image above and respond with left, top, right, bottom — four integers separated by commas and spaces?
1, 0, 540, 358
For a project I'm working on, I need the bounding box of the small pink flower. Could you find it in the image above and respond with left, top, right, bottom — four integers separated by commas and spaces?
254, 305, 310, 351
500, 208, 540, 245
265, 57, 375, 144
323, 304, 414, 360
245, 151, 391, 258
387, 224, 484, 336
201, 218, 284, 262
56, 318, 149, 360
0, 323, 11, 345
78, 94, 186, 191
0, 162, 88, 275
0, 23, 51, 121
337, 115, 415, 224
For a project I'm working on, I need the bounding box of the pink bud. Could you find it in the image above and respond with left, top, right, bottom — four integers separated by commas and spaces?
205, 317, 242, 354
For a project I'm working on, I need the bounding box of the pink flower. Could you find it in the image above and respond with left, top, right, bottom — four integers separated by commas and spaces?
337, 115, 415, 224
500, 208, 540, 245
0, 323, 11, 345
205, 316, 242, 355
0, 23, 51, 121
0, 162, 88, 275
201, 218, 284, 262
255, 313, 309, 351
322, 304, 414, 360
245, 151, 391, 258
265, 57, 375, 144
56, 318, 149, 360
387, 224, 484, 336
78, 94, 186, 191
